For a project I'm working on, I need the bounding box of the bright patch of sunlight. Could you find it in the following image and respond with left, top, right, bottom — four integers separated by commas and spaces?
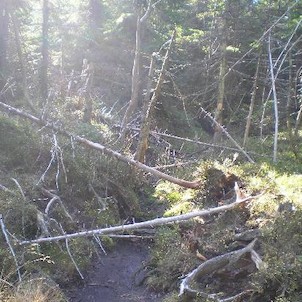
164, 201, 194, 217
276, 174, 302, 208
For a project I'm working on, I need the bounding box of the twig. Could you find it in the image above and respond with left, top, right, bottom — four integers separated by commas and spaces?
93, 234, 107, 255
42, 188, 72, 220
11, 178, 26, 201
37, 134, 68, 189
11, 178, 26, 236
153, 161, 197, 170
268, 33, 279, 163
0, 214, 22, 282
0, 184, 14, 194
199, 107, 254, 163
59, 224, 84, 280
0, 278, 15, 288
88, 184, 107, 212
123, 126, 247, 153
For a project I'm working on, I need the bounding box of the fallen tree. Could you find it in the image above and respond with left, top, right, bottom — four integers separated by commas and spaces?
0, 101, 200, 189
179, 239, 261, 301
18, 186, 260, 245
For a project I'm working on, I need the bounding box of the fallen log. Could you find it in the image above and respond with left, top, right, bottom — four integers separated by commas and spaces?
18, 190, 260, 245
179, 239, 261, 301
0, 101, 200, 189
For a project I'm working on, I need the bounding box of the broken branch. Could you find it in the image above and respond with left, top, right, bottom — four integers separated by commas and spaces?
18, 193, 260, 245
179, 239, 258, 300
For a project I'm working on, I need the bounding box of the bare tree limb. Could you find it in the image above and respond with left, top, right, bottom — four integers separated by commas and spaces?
59, 224, 84, 280
18, 191, 261, 246
179, 239, 258, 300
0, 214, 22, 282
0, 101, 200, 189
199, 107, 255, 163
42, 188, 72, 220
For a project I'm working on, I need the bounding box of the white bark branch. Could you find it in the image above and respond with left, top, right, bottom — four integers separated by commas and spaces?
0, 214, 22, 282
179, 239, 258, 300
18, 191, 261, 246
42, 188, 72, 220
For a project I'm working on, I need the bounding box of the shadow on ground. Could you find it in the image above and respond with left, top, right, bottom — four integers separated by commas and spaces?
67, 240, 162, 302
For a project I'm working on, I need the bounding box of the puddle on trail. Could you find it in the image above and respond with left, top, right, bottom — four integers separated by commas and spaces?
66, 240, 163, 302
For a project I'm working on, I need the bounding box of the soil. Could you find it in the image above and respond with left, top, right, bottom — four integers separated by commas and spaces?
67, 240, 163, 302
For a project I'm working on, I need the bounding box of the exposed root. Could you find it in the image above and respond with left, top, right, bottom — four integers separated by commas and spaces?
179, 239, 262, 301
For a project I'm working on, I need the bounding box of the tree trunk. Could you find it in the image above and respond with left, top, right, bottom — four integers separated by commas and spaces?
120, 1, 162, 142
294, 67, 302, 136
40, 0, 49, 102
82, 61, 94, 124
135, 31, 175, 162
213, 41, 227, 143
286, 50, 299, 158
120, 14, 142, 140
268, 33, 279, 163
0, 0, 9, 89
243, 50, 262, 148
134, 53, 156, 162
10, 12, 36, 113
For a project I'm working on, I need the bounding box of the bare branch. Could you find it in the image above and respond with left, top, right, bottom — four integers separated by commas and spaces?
179, 239, 258, 300
59, 224, 84, 280
18, 191, 262, 246
42, 188, 72, 220
0, 214, 22, 282
140, 0, 163, 23
199, 107, 255, 163
11, 178, 26, 201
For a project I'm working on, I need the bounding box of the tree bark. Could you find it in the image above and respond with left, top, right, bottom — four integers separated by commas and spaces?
294, 67, 302, 136
179, 239, 258, 300
82, 60, 94, 124
286, 50, 299, 158
0, 101, 201, 189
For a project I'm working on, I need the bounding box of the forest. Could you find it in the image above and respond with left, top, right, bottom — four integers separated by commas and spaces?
0, 0, 302, 301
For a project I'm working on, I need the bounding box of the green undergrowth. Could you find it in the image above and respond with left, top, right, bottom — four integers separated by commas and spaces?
0, 115, 145, 299
149, 158, 302, 301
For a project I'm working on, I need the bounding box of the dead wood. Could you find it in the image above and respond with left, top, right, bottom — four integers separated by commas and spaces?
179, 239, 259, 301
0, 101, 200, 189
41, 188, 72, 220
18, 190, 261, 245
135, 30, 175, 162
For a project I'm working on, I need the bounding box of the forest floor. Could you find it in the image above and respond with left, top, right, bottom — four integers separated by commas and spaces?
66, 240, 163, 302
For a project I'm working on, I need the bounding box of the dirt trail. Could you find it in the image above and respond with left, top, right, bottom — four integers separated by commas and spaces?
67, 240, 162, 302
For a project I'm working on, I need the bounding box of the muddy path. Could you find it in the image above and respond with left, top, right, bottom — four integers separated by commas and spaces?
67, 240, 163, 302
